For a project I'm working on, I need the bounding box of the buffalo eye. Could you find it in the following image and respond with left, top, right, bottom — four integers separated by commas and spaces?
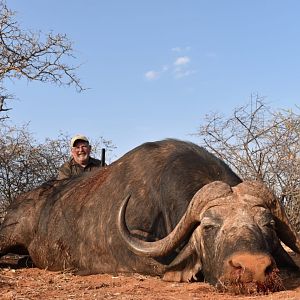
200, 217, 220, 233
203, 224, 218, 232
254, 208, 276, 230
265, 219, 276, 229
260, 216, 276, 229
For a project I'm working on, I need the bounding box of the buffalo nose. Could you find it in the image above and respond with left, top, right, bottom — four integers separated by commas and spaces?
227, 253, 274, 283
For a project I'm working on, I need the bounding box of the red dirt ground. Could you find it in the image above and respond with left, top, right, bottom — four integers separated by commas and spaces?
1, 253, 300, 300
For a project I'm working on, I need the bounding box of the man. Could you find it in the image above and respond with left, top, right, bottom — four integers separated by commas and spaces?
57, 135, 103, 180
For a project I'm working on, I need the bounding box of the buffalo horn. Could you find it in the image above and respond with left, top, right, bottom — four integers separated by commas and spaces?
117, 181, 233, 257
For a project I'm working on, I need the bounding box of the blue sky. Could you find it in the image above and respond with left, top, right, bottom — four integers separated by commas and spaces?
6, 1, 300, 160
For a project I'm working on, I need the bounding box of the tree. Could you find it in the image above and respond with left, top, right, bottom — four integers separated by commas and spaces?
196, 95, 300, 230
0, 121, 115, 220
0, 1, 83, 119
0, 2, 118, 223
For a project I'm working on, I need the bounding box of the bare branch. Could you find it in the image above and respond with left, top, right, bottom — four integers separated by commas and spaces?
195, 95, 300, 230
0, 122, 115, 221
0, 1, 84, 117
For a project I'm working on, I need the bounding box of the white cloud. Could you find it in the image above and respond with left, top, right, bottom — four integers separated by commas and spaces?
173, 55, 194, 79
174, 56, 190, 66
144, 65, 169, 81
144, 48, 195, 81
144, 70, 160, 80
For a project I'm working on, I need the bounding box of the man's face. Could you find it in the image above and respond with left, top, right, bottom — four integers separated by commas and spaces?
71, 140, 91, 166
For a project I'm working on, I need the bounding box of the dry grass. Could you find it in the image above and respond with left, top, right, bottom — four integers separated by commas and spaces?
1, 254, 300, 300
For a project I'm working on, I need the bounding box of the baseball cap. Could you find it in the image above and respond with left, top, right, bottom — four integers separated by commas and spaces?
70, 135, 89, 147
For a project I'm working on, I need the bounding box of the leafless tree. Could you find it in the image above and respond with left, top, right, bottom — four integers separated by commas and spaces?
0, 1, 83, 119
0, 121, 115, 220
196, 94, 300, 229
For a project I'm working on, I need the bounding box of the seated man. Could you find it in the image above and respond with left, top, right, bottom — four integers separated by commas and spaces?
57, 135, 103, 180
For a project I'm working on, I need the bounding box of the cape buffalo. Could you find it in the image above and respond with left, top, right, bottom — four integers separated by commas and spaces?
0, 139, 299, 294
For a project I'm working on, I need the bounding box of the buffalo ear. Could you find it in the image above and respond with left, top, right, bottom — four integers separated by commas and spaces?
234, 181, 300, 254
163, 238, 202, 282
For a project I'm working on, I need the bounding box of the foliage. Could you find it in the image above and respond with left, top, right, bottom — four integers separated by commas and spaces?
0, 121, 115, 219
196, 95, 300, 230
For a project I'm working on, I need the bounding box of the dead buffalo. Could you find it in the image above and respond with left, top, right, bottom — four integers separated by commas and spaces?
0, 139, 299, 294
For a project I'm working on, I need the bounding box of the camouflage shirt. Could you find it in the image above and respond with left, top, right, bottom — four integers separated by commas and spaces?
57, 157, 102, 180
